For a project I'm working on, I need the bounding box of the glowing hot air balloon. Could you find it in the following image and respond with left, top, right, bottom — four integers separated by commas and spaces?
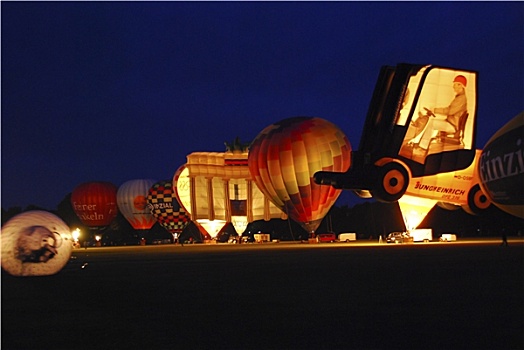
117, 179, 157, 230
173, 161, 228, 239
248, 117, 351, 234
479, 112, 524, 218
147, 180, 190, 237
1, 211, 73, 276
173, 149, 286, 240
71, 181, 118, 229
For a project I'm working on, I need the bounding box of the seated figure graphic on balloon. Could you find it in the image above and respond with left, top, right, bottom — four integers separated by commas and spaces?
405, 74, 469, 158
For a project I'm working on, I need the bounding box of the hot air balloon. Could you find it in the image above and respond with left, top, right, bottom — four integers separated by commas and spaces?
397, 149, 491, 230
248, 117, 351, 234
147, 180, 190, 239
71, 181, 118, 229
1, 211, 73, 276
173, 161, 228, 240
479, 112, 524, 218
117, 179, 158, 230
173, 150, 286, 240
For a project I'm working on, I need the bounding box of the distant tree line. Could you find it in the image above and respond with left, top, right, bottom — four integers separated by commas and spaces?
2, 193, 523, 244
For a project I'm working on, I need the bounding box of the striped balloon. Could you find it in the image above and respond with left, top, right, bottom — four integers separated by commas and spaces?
248, 117, 351, 233
117, 179, 158, 230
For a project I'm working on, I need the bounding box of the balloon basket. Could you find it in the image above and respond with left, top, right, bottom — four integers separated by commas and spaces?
308, 238, 318, 244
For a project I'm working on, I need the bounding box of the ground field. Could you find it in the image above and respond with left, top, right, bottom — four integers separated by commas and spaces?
2, 239, 523, 349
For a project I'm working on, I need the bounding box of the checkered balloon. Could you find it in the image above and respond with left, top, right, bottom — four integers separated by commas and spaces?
147, 180, 190, 234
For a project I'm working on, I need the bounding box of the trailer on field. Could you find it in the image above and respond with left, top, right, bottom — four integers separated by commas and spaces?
440, 233, 457, 242
409, 229, 433, 242
338, 233, 357, 242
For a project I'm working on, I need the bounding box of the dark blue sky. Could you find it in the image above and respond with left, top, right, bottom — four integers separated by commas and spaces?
2, 2, 523, 210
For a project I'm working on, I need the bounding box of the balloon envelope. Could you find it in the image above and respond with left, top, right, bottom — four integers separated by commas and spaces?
147, 180, 190, 234
248, 117, 351, 233
117, 179, 158, 230
1, 211, 73, 276
398, 195, 437, 231
173, 151, 287, 238
173, 163, 227, 238
478, 112, 524, 218
71, 181, 118, 228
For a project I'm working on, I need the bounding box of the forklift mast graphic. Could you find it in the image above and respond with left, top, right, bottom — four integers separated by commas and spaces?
315, 63, 479, 204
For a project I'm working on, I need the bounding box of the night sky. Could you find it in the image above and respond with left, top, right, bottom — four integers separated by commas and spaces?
2, 2, 523, 210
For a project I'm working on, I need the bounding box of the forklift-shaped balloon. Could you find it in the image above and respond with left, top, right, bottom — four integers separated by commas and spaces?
314, 63, 490, 215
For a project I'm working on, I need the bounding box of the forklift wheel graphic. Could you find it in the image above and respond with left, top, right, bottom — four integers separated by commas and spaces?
372, 162, 409, 202
464, 184, 491, 214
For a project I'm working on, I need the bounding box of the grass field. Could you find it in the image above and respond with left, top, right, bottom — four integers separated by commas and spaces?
2, 240, 523, 349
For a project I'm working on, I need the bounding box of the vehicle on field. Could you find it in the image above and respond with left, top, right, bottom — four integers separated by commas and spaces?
386, 231, 412, 244
440, 233, 457, 242
409, 228, 432, 242
338, 233, 357, 242
152, 238, 173, 245
316, 233, 337, 243
215, 231, 241, 243
227, 237, 239, 244
241, 235, 254, 243
254, 233, 271, 243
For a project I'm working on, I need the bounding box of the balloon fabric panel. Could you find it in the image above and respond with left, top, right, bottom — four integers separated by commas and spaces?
281, 132, 300, 196
267, 130, 288, 205
173, 165, 192, 217
193, 176, 209, 220
212, 177, 227, 220
289, 125, 312, 220
250, 132, 281, 206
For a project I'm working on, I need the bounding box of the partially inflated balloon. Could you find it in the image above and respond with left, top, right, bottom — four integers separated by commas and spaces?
71, 182, 118, 228
1, 211, 73, 276
478, 112, 524, 218
248, 117, 351, 233
147, 180, 190, 234
117, 179, 158, 230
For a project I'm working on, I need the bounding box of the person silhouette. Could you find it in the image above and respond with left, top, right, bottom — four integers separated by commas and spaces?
501, 228, 509, 246
415, 75, 468, 152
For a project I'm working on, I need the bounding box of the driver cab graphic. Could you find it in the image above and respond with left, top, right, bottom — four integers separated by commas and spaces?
315, 63, 478, 203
